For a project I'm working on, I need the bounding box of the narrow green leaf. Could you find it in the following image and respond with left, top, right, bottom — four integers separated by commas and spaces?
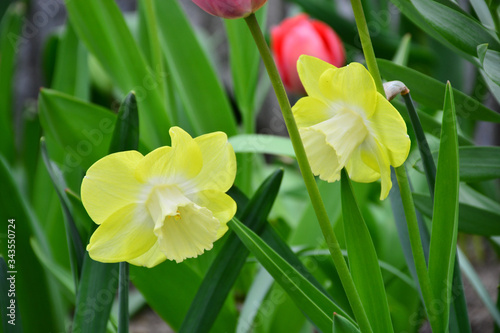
41, 139, 85, 289
341, 169, 393, 333
51, 21, 89, 100
411, 0, 500, 56
457, 249, 500, 327
39, 89, 116, 170
0, 157, 62, 333
72, 257, 119, 333
414, 146, 500, 182
392, 34, 412, 66
413, 193, 500, 236
64, 0, 170, 147
333, 312, 361, 333
477, 45, 500, 86
237, 268, 274, 333
229, 134, 295, 158
228, 218, 354, 332
154, 0, 237, 136
109, 92, 140, 153
0, 257, 23, 333
428, 82, 460, 332
0, 2, 24, 162
378, 59, 500, 123
179, 169, 284, 333
225, 7, 266, 124
470, 0, 496, 29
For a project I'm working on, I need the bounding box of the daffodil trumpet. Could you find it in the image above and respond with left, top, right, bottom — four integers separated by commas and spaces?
81, 127, 237, 267
292, 55, 411, 199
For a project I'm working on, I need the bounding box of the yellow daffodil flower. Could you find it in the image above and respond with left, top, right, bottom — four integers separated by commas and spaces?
81, 127, 237, 266
292, 55, 410, 199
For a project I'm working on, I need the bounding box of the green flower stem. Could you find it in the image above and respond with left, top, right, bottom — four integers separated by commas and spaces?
394, 166, 437, 330
118, 262, 129, 333
350, 0, 385, 95
244, 13, 372, 333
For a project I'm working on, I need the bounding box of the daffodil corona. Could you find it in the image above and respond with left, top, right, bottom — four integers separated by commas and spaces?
292, 55, 410, 199
81, 127, 237, 267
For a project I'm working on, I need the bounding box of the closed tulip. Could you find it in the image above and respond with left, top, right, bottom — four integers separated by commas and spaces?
272, 14, 345, 94
192, 0, 267, 19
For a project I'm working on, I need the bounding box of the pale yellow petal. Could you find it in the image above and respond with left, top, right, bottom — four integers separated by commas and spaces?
318, 63, 377, 118
155, 203, 220, 263
361, 137, 393, 200
292, 96, 332, 129
87, 204, 156, 262
187, 190, 236, 239
135, 127, 202, 184
297, 55, 336, 99
346, 143, 381, 183
81, 151, 144, 225
369, 94, 411, 167
300, 127, 341, 182
128, 242, 167, 268
182, 131, 236, 193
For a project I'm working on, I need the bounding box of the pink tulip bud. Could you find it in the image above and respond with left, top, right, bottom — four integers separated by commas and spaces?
271, 14, 346, 94
192, 0, 267, 19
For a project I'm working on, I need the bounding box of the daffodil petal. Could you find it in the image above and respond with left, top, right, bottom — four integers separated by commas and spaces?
128, 242, 167, 268
87, 204, 156, 262
370, 94, 411, 167
297, 55, 336, 99
81, 151, 144, 225
346, 143, 381, 183
366, 137, 393, 200
187, 190, 236, 239
300, 127, 341, 182
292, 96, 332, 128
155, 203, 220, 263
318, 63, 377, 118
135, 127, 202, 184
182, 131, 236, 193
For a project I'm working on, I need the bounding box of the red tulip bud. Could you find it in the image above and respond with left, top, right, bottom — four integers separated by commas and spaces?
192, 0, 267, 19
271, 14, 345, 94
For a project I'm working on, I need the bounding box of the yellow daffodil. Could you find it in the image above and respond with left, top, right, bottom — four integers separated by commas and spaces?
81, 127, 237, 266
292, 55, 410, 199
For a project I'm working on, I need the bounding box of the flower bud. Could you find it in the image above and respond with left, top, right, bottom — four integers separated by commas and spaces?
192, 0, 267, 19
271, 14, 345, 94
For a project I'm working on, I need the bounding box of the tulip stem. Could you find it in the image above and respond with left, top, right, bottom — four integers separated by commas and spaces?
118, 262, 129, 333
394, 166, 438, 331
244, 13, 373, 333
349, 0, 385, 95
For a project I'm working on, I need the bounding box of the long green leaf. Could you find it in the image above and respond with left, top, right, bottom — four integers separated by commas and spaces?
427, 82, 460, 332
225, 8, 266, 125
378, 59, 500, 123
0, 157, 62, 333
51, 21, 89, 100
229, 134, 295, 158
64, 0, 170, 147
341, 169, 393, 333
228, 218, 354, 332
414, 146, 500, 182
410, 0, 500, 56
153, 0, 237, 136
0, 2, 24, 162
413, 193, 500, 236
333, 312, 361, 333
457, 249, 500, 327
41, 139, 85, 290
179, 169, 284, 333
38, 89, 116, 171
